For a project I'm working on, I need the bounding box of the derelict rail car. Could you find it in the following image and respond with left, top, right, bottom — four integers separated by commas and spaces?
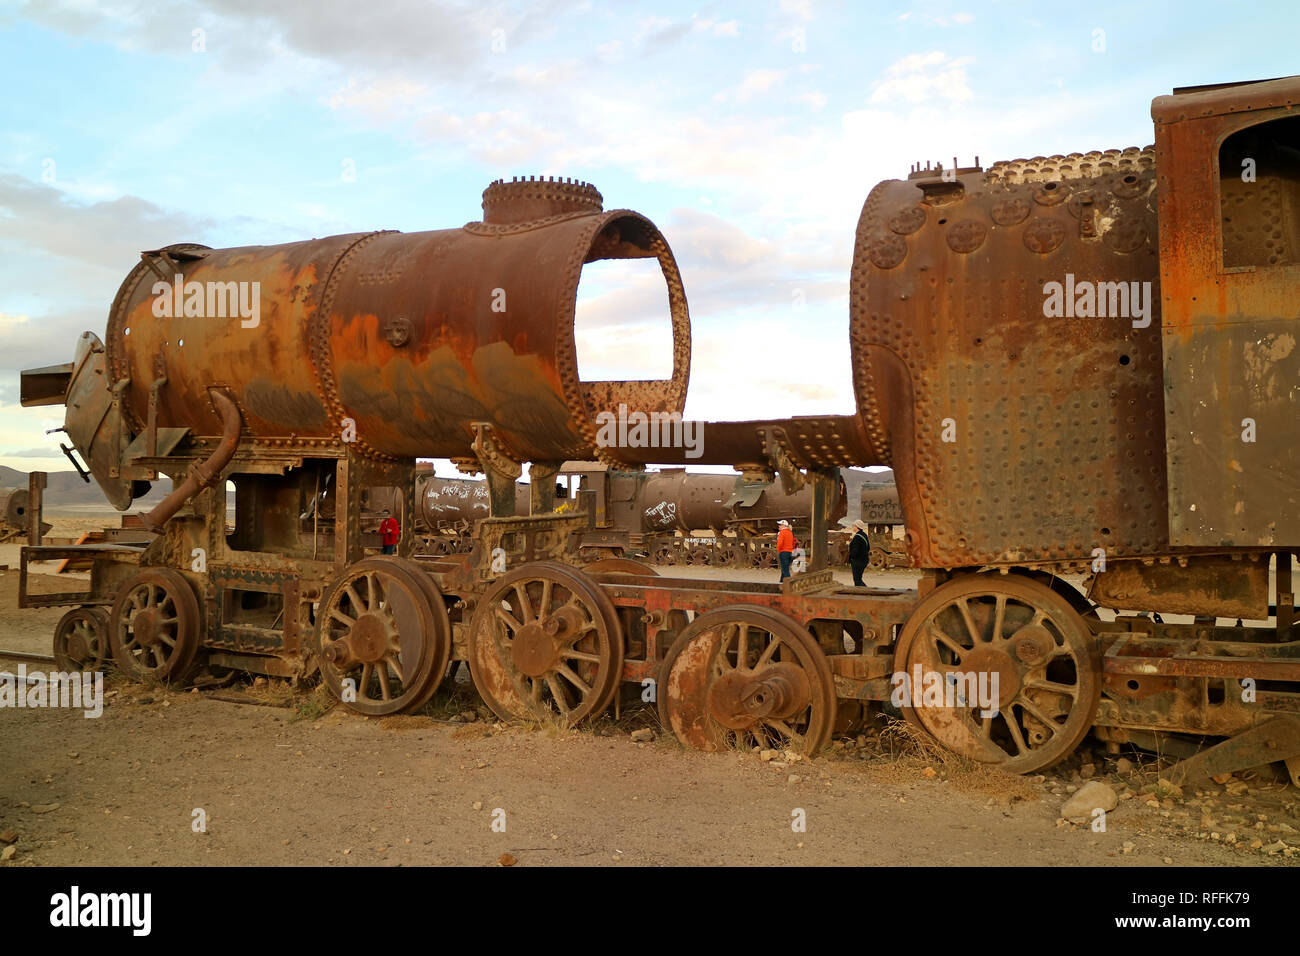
17, 76, 1300, 782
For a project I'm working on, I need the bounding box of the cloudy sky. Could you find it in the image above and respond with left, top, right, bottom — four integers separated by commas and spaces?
1, 0, 1296, 476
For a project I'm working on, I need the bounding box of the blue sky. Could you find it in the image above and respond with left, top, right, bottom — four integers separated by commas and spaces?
2, 0, 1297, 474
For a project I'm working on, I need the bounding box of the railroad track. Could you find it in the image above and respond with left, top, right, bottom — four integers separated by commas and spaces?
0, 648, 55, 665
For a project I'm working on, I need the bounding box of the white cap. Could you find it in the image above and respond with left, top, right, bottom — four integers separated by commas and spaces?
777, 519, 790, 527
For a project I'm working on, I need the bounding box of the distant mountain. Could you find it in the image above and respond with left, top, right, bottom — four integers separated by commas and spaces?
0, 466, 172, 510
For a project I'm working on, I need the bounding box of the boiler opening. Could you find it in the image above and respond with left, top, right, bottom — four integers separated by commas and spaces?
574, 259, 675, 381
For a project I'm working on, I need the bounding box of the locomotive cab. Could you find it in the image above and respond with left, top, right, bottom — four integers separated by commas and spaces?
1153, 75, 1300, 546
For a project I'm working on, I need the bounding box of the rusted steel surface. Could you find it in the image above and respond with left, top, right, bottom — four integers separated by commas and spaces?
1102, 632, 1300, 682
1152, 77, 1300, 547
414, 474, 527, 527
859, 481, 904, 526
70, 178, 689, 491
0, 488, 36, 543
851, 147, 1167, 570
637, 469, 846, 534
1089, 554, 1272, 619
141, 388, 241, 532
597, 573, 915, 684
0, 488, 29, 527
609, 414, 881, 471
1163, 717, 1300, 787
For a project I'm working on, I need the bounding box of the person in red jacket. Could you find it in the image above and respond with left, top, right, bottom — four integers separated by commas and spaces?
378, 509, 400, 555
776, 519, 796, 581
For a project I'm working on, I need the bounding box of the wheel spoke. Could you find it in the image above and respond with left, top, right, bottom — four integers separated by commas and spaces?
330, 608, 356, 628
956, 598, 983, 645
538, 578, 553, 619
1001, 708, 1029, 755
736, 623, 750, 671
1016, 695, 1060, 737
763, 718, 796, 741
755, 633, 781, 667
555, 663, 592, 696
386, 654, 404, 684
513, 583, 534, 623
926, 621, 968, 660
992, 594, 1007, 642
495, 606, 523, 633
715, 624, 738, 671
1022, 678, 1077, 698
545, 675, 571, 714
359, 663, 373, 698
561, 621, 596, 646
344, 584, 364, 615
562, 649, 601, 663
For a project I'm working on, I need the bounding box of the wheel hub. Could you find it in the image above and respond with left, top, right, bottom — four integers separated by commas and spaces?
1011, 624, 1054, 664
133, 609, 159, 646
349, 614, 392, 663
707, 663, 811, 730
955, 646, 1020, 710
512, 622, 559, 678
66, 631, 88, 660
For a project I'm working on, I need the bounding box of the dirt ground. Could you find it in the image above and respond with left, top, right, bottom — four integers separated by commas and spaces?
1, 516, 1296, 867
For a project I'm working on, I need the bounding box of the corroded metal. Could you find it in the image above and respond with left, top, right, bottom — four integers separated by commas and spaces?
11, 82, 1300, 777
0, 488, 36, 543
852, 146, 1166, 570
1089, 554, 1271, 619
92, 178, 688, 474
1153, 78, 1300, 547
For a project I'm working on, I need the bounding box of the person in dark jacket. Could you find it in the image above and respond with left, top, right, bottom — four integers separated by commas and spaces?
847, 519, 871, 586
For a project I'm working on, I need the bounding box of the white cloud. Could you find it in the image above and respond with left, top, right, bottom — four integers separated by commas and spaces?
780, 0, 814, 22
791, 91, 828, 111
871, 51, 974, 104
692, 16, 740, 37
714, 69, 788, 104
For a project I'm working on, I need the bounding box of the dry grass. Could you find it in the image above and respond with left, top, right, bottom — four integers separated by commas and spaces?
858, 717, 1039, 802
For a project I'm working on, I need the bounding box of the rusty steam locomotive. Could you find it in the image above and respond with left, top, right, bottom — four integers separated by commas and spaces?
17, 76, 1299, 780
406, 464, 905, 569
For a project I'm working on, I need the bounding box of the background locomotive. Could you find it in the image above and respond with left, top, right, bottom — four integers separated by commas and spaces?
401, 464, 906, 568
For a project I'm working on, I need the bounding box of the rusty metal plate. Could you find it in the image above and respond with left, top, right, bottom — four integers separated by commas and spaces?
850, 150, 1168, 570
1090, 555, 1271, 619
1154, 77, 1300, 546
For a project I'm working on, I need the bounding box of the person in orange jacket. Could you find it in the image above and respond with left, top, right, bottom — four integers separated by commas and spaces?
776, 519, 796, 581
378, 509, 400, 555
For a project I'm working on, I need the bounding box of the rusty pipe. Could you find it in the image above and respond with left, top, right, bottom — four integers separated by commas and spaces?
141, 388, 241, 533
